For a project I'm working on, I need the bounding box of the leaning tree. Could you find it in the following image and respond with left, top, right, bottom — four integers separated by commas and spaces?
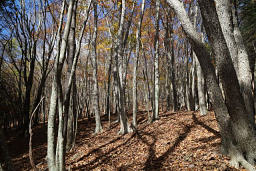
167, 0, 256, 170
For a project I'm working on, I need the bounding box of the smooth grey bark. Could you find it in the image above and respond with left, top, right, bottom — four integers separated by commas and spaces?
190, 3, 207, 115
195, 57, 207, 115
91, 1, 102, 134
47, 1, 66, 170
153, 0, 160, 121
189, 3, 198, 111
132, 0, 145, 128
64, 0, 92, 146
142, 43, 154, 123
184, 40, 192, 111
216, 0, 254, 123
198, 1, 256, 168
170, 39, 178, 111
165, 56, 170, 111
47, 0, 74, 170
166, 0, 256, 170
162, 11, 177, 112
64, 0, 77, 152
113, 0, 130, 134
104, 17, 114, 126
232, 1, 254, 123
120, 4, 135, 115
143, 69, 150, 117
106, 51, 112, 126
215, 0, 239, 73
196, 33, 207, 115
191, 53, 198, 110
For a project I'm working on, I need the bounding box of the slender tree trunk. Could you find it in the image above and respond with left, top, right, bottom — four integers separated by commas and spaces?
113, 0, 131, 134
184, 41, 192, 111
106, 49, 112, 122
132, 0, 145, 128
23, 44, 36, 134
170, 40, 178, 111
153, 0, 160, 121
142, 44, 154, 123
190, 4, 207, 114
91, 1, 102, 133
195, 57, 207, 115
191, 52, 197, 110
65, 0, 77, 151
47, 0, 74, 170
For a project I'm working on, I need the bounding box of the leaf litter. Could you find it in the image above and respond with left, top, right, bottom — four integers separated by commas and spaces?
5, 110, 241, 170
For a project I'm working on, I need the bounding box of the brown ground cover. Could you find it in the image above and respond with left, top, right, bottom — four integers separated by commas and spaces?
6, 110, 240, 170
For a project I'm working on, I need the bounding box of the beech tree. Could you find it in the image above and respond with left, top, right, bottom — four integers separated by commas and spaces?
112, 0, 132, 134
166, 0, 256, 169
215, 0, 254, 123
47, 0, 75, 170
132, 0, 145, 128
91, 0, 103, 133
2, 0, 256, 170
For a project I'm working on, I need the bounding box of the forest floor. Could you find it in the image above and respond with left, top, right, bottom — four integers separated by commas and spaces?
6, 110, 241, 170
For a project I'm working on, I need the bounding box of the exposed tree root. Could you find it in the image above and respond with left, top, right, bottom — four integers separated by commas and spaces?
228, 144, 256, 171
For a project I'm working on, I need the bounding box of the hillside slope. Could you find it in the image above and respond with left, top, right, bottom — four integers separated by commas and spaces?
8, 111, 238, 170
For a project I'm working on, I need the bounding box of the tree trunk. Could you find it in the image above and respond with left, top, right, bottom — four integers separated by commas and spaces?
91, 1, 102, 134
132, 0, 145, 128
198, 0, 256, 167
65, 0, 77, 151
167, 0, 256, 169
184, 40, 192, 111
232, 1, 255, 123
112, 0, 130, 134
171, 39, 178, 112
216, 0, 254, 123
195, 57, 207, 115
153, 0, 160, 121
47, 0, 74, 170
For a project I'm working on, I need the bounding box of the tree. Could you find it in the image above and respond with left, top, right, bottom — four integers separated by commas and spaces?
132, 0, 145, 128
153, 0, 160, 122
190, 2, 207, 115
91, 0, 103, 133
47, 0, 74, 170
216, 0, 254, 123
112, 0, 132, 134
166, 0, 256, 169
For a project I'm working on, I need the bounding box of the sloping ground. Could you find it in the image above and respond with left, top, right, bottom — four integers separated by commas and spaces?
7, 110, 239, 170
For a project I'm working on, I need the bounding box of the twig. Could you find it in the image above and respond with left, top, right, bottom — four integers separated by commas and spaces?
29, 96, 45, 171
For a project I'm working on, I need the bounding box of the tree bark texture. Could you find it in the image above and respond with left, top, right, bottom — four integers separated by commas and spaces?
167, 0, 256, 169
132, 0, 145, 128
91, 1, 103, 134
153, 0, 160, 121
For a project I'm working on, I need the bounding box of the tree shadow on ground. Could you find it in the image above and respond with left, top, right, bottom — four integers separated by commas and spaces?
141, 122, 194, 170
71, 133, 136, 170
160, 112, 178, 118
135, 130, 156, 170
192, 113, 220, 137
69, 135, 122, 164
